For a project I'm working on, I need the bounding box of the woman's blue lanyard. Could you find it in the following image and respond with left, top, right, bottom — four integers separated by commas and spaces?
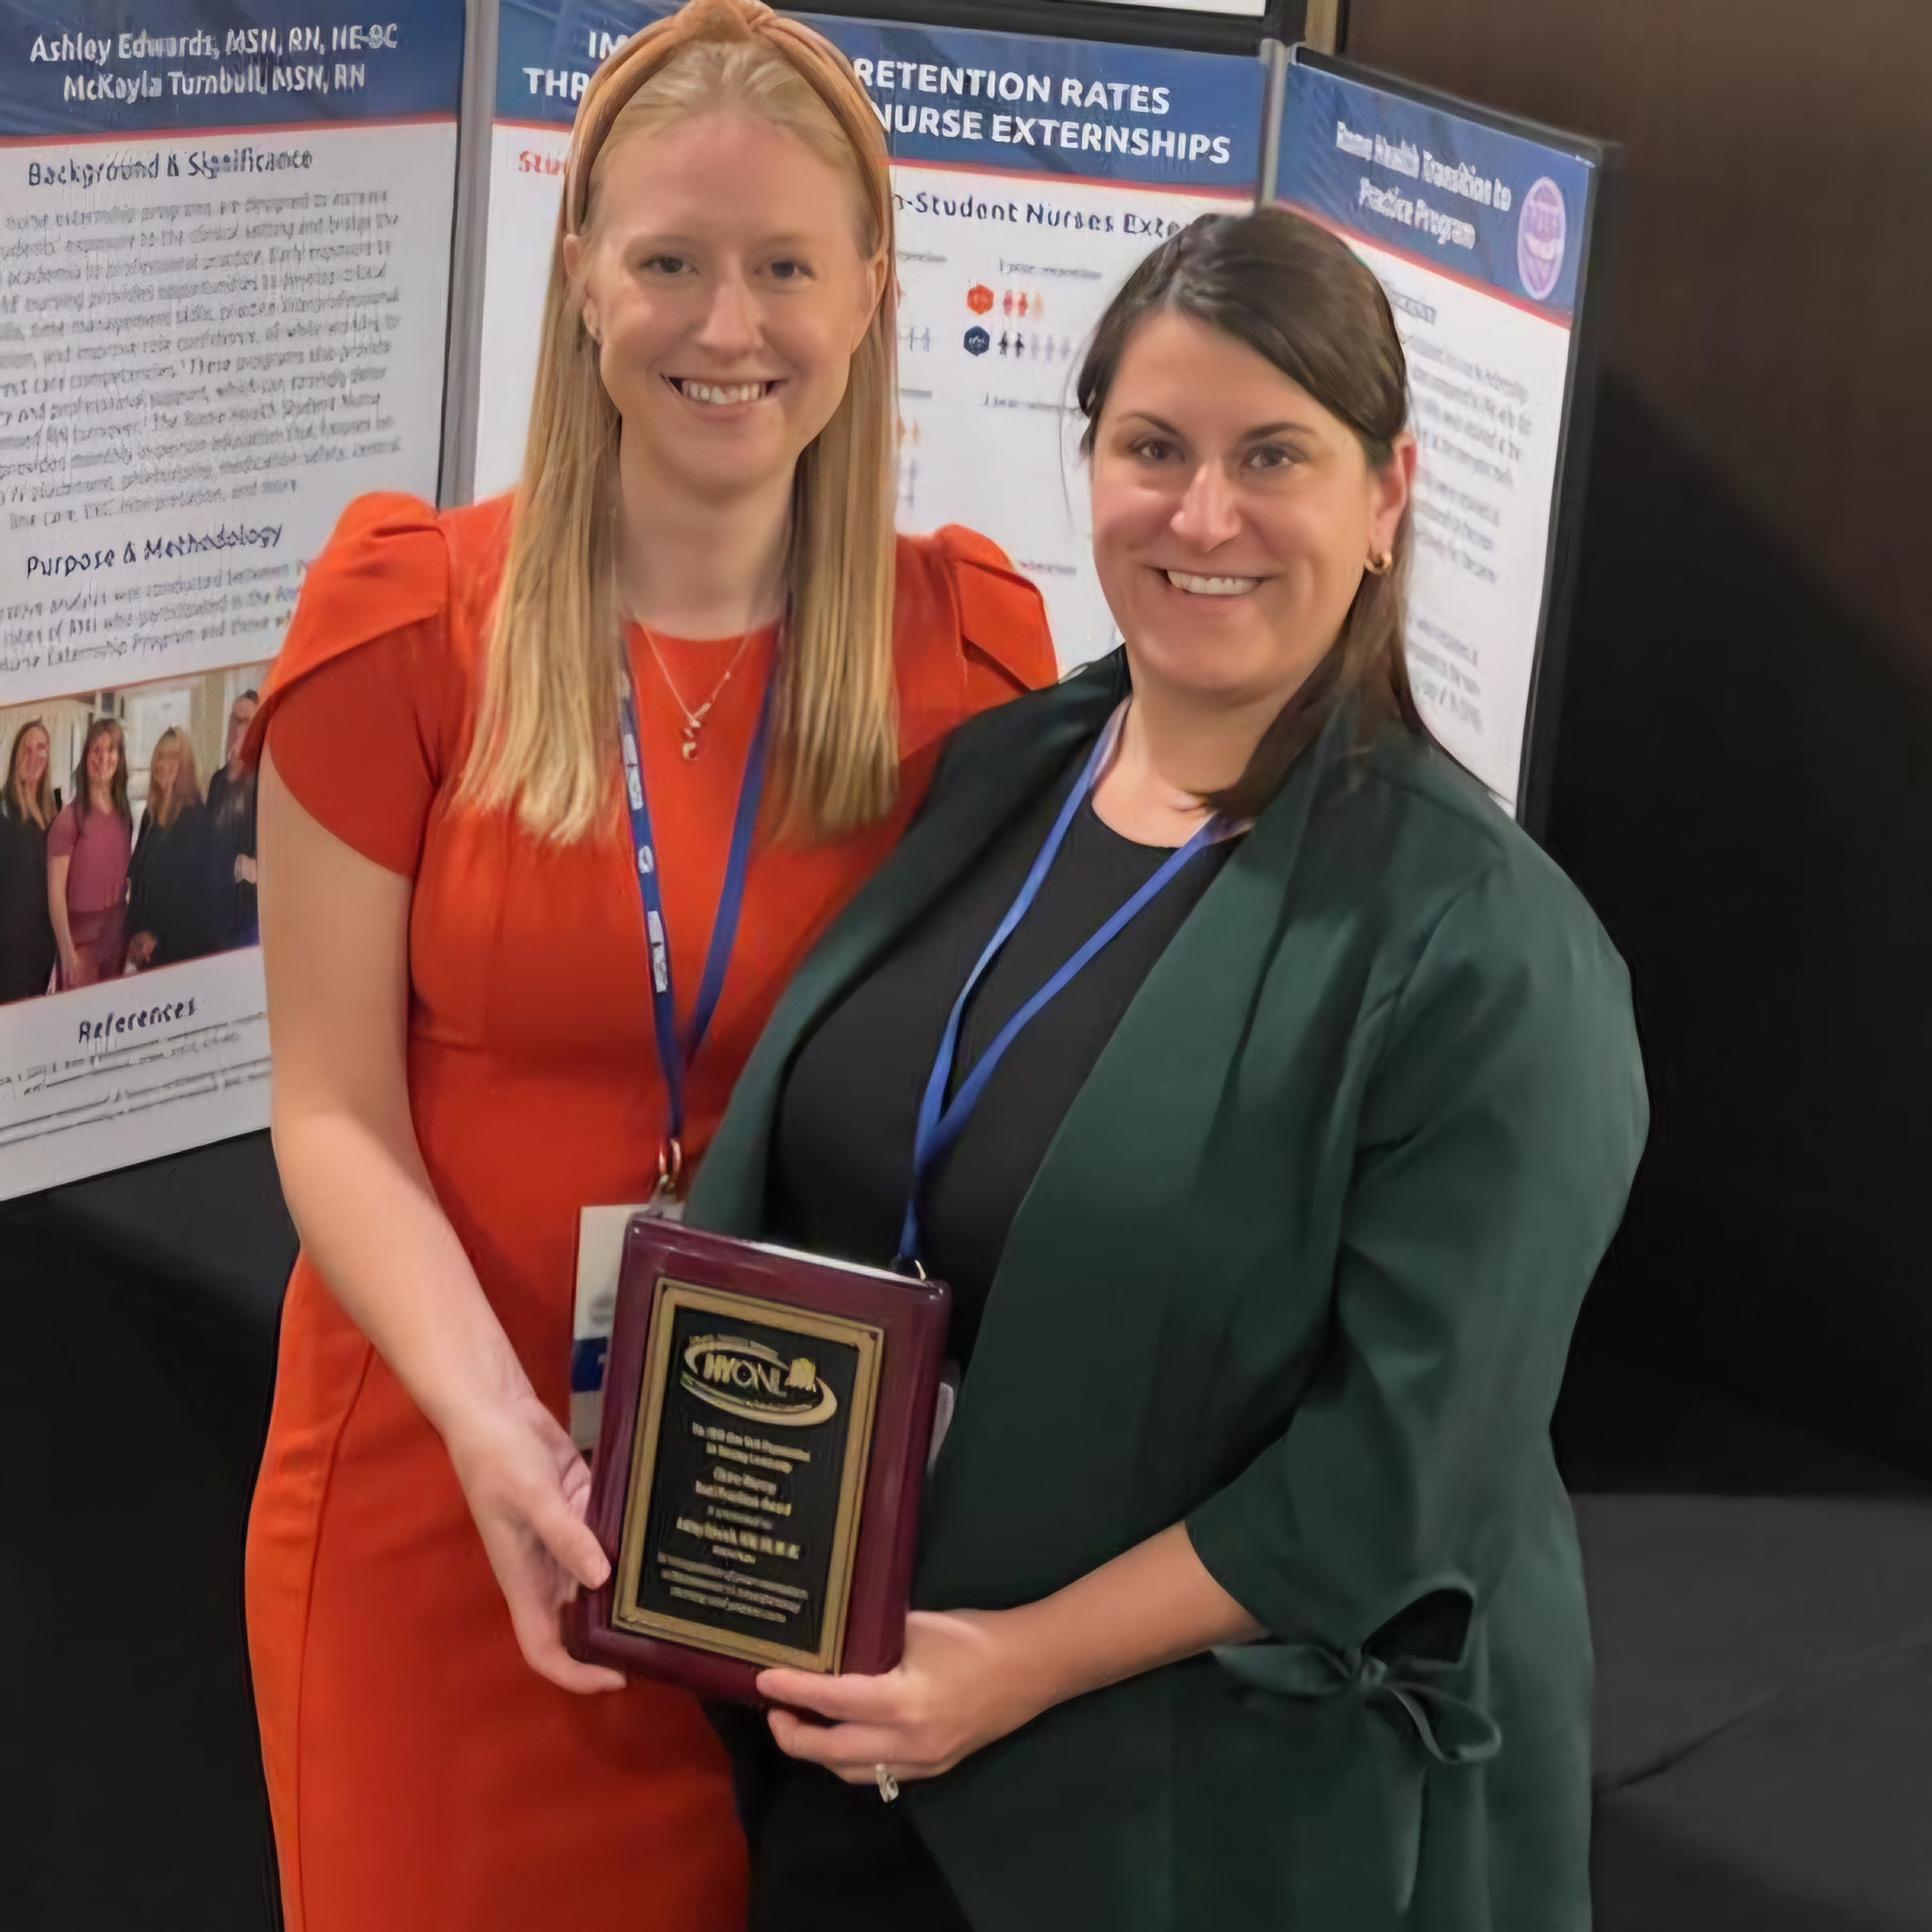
617, 657, 774, 1197
896, 704, 1243, 1270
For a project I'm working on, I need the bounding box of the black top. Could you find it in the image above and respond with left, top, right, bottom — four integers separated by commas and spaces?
127, 803, 230, 969
740, 735, 1238, 1931
206, 764, 258, 943
770, 744, 1235, 1368
0, 795, 55, 1002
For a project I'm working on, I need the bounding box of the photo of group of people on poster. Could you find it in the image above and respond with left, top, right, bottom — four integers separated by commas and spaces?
0, 668, 266, 1005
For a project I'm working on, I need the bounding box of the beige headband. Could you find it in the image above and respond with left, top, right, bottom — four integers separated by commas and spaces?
561, 0, 889, 240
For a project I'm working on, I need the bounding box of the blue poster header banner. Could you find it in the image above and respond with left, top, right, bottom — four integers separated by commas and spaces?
497, 0, 668, 119
0, 0, 464, 137
1273, 59, 1593, 319
807, 15, 1261, 192
500, 2, 1262, 194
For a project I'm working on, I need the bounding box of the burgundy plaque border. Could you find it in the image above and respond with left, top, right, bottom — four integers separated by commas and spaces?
564, 1217, 949, 1706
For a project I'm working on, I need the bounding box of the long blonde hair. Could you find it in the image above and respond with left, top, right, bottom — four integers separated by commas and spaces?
4, 721, 52, 828
463, 0, 898, 844
147, 727, 202, 829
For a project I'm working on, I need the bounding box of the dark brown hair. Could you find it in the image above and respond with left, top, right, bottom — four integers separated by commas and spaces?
1077, 206, 1425, 818
74, 716, 130, 828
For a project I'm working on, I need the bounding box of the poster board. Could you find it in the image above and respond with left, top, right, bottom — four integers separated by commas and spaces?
0, 0, 464, 1199
470, 2, 1264, 666
1269, 47, 1609, 821
473, 0, 671, 498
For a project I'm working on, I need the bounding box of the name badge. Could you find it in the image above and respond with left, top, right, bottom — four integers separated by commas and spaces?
572, 1202, 664, 1453
930, 1362, 960, 1470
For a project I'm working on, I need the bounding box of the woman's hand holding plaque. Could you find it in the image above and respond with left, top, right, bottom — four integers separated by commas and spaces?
758, 1608, 1055, 1783
444, 1381, 627, 1695
758, 1522, 1265, 1788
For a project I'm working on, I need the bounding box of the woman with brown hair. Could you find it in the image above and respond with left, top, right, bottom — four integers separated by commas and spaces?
242, 2, 1053, 1928
205, 688, 261, 945
689, 207, 1647, 1930
47, 716, 132, 988
126, 727, 229, 970
0, 719, 57, 1000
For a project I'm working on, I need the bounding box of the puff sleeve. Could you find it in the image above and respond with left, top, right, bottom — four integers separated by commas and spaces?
247, 493, 466, 880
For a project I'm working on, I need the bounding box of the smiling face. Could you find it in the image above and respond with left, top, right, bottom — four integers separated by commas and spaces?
564, 110, 885, 506
151, 744, 180, 800
1089, 308, 1413, 713
86, 728, 120, 787
15, 726, 47, 789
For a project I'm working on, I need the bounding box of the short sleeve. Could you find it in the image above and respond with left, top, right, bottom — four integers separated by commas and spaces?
249, 493, 463, 880
46, 803, 79, 861
266, 630, 445, 877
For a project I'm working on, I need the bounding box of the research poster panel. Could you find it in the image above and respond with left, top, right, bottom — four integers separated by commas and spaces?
477, 3, 1264, 665
473, 0, 672, 498
0, 0, 463, 1199
1272, 56, 1597, 813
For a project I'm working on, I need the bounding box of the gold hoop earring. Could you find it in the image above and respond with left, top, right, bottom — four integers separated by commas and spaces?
1365, 549, 1394, 577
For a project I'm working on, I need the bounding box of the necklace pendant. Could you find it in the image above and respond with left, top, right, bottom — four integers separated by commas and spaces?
680, 726, 700, 761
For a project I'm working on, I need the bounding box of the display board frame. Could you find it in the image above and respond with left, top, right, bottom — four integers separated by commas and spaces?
0, 0, 468, 1202
1269, 44, 1616, 836
442, 0, 506, 505
793, 0, 1301, 56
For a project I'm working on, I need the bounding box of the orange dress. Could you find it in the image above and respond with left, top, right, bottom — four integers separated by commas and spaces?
245, 493, 1054, 1932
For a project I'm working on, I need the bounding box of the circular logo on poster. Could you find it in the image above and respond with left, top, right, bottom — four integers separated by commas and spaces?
964, 325, 990, 357
967, 283, 994, 315
1517, 176, 1567, 302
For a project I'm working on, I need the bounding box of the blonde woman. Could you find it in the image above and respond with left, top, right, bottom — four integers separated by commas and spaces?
242, 2, 1053, 1928
126, 726, 228, 969
0, 720, 56, 1000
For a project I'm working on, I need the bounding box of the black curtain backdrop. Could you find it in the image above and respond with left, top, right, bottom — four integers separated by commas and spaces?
1346, 0, 1932, 1479
0, 1157, 290, 1932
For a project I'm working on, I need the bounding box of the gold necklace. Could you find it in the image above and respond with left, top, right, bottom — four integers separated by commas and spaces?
639, 624, 760, 761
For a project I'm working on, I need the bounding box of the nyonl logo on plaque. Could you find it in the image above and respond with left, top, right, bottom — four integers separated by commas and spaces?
681, 1331, 841, 1426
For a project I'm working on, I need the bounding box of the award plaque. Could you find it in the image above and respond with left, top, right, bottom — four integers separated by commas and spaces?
564, 1217, 951, 1704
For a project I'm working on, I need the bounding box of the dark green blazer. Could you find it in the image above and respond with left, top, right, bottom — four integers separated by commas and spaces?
687, 654, 1647, 1932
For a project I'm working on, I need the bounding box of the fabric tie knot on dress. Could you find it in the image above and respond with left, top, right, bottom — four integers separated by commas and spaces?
1214, 1627, 1501, 1914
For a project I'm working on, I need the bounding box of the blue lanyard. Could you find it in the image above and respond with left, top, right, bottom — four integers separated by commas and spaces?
896, 704, 1241, 1269
617, 654, 774, 1188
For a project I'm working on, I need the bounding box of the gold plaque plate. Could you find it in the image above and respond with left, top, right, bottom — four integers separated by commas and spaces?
612, 1278, 883, 1673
